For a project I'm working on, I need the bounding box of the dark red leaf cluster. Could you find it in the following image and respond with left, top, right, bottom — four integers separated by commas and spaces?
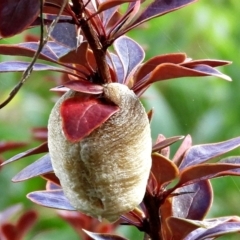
0, 204, 37, 240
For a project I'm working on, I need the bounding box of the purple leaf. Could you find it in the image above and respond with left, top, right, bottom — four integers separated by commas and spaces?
128, 0, 197, 31
191, 64, 231, 81
0, 204, 23, 224
27, 190, 75, 211
62, 80, 104, 94
83, 230, 128, 240
1, 142, 48, 166
51, 22, 77, 49
46, 181, 61, 191
12, 154, 53, 182
114, 36, 144, 84
46, 41, 71, 59
109, 53, 124, 83
58, 41, 89, 66
102, 6, 118, 27
185, 221, 240, 240
220, 156, 240, 164
172, 181, 212, 220
176, 163, 240, 188
0, 61, 75, 75
0, 0, 40, 37
179, 136, 240, 170
0, 42, 58, 63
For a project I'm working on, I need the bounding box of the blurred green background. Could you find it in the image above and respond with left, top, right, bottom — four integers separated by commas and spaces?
0, 0, 240, 239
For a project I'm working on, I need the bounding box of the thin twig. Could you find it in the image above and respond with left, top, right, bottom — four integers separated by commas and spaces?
0, 0, 68, 109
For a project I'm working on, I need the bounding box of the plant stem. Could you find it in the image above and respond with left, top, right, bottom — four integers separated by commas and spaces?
143, 191, 162, 240
80, 18, 111, 83
76, 1, 111, 84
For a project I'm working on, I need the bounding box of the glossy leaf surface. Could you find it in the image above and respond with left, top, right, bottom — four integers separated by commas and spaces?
172, 180, 212, 220
0, 61, 73, 75
151, 153, 179, 187
180, 136, 240, 170
135, 53, 187, 83
61, 95, 119, 142
185, 221, 240, 240
177, 163, 240, 187
166, 217, 201, 240
12, 154, 53, 182
0, 42, 58, 63
50, 21, 77, 49
114, 36, 144, 83
27, 190, 75, 211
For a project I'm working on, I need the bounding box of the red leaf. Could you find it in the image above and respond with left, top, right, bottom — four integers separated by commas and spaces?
181, 59, 231, 68
1, 223, 17, 240
166, 217, 200, 240
31, 127, 48, 141
0, 141, 27, 154
151, 153, 179, 187
59, 41, 91, 66
61, 96, 119, 142
147, 63, 231, 83
42, 173, 61, 186
0, 0, 40, 37
16, 210, 38, 239
147, 108, 154, 123
147, 171, 158, 195
172, 181, 213, 220
135, 53, 187, 83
